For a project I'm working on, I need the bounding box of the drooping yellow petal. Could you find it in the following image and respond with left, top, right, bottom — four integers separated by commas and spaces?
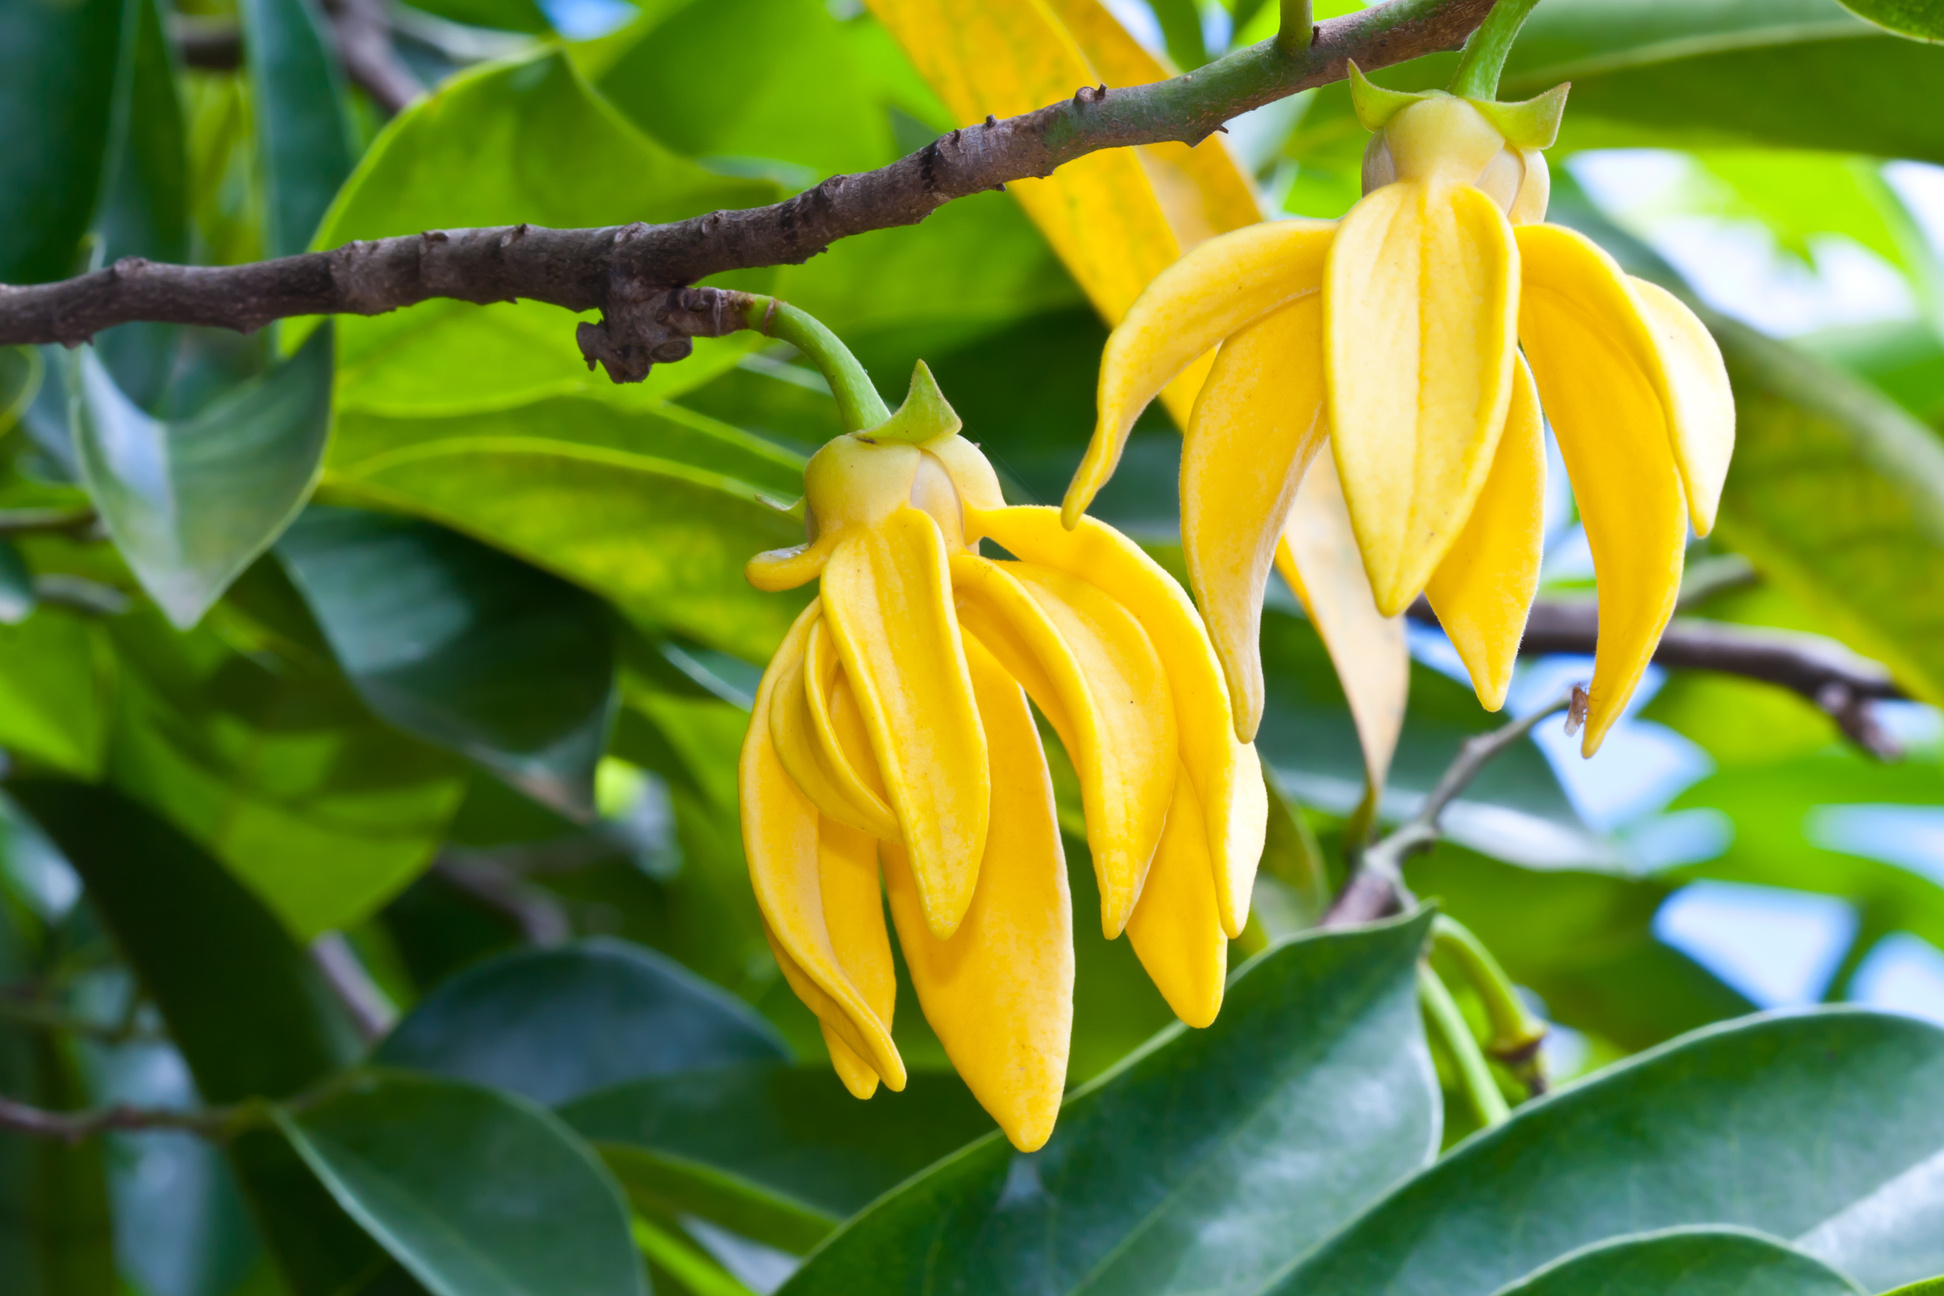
1064, 221, 1335, 527
1326, 180, 1519, 615
1276, 453, 1409, 795
1124, 774, 1225, 1029
820, 512, 988, 938
742, 605, 904, 1089
1423, 353, 1546, 711
769, 633, 898, 841
1181, 295, 1328, 740
1517, 223, 1688, 755
949, 553, 1175, 938
882, 636, 1072, 1152
968, 507, 1265, 938
817, 817, 897, 1083
799, 620, 902, 841
1629, 276, 1736, 536
823, 1028, 881, 1100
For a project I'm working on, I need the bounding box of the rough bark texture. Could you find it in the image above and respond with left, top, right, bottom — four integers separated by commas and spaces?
2, 0, 1495, 379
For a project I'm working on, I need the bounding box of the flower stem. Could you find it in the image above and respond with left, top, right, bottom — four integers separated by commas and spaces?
1419, 963, 1511, 1127
1277, 0, 1314, 54
1446, 0, 1541, 100
740, 295, 890, 432
1432, 915, 1547, 1060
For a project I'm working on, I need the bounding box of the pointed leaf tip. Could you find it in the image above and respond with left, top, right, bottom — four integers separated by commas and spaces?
1471, 82, 1571, 150
866, 360, 961, 446
1348, 61, 1434, 133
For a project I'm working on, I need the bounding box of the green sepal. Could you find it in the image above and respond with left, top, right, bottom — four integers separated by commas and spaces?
1469, 82, 1571, 150
860, 360, 961, 446
1348, 61, 1434, 133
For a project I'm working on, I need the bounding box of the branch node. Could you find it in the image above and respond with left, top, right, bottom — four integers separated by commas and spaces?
576, 284, 755, 384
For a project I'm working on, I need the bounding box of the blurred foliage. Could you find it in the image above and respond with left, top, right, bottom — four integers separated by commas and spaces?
2, 0, 1943, 1293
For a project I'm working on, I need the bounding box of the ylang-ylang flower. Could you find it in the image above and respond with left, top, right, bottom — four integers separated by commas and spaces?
1062, 69, 1736, 756
741, 364, 1266, 1151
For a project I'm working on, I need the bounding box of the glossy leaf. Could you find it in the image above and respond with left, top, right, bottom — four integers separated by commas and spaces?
73, 327, 336, 629
0, 610, 112, 779
278, 506, 618, 817
1494, 1227, 1865, 1296
0, 0, 121, 283
8, 780, 388, 1296
781, 913, 1438, 1296
320, 401, 808, 662
282, 1071, 647, 1296
562, 1063, 994, 1253
1276, 1010, 1944, 1296
240, 0, 355, 259
104, 596, 468, 939
315, 50, 774, 415
1836, 0, 1944, 38
376, 938, 789, 1106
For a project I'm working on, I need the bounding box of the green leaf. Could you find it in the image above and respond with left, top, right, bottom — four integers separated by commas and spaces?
103, 595, 468, 939
0, 0, 122, 283
277, 506, 618, 817
0, 1033, 116, 1296
1149, 0, 1211, 69
1500, 0, 1944, 161
1884, 1279, 1944, 1296
1274, 1010, 1944, 1296
0, 610, 112, 779
375, 938, 789, 1105
320, 399, 807, 661
7, 780, 389, 1296
781, 914, 1438, 1296
73, 327, 336, 629
281, 1070, 648, 1296
408, 0, 553, 34
1707, 316, 1944, 707
314, 50, 776, 415
241, 0, 356, 259
562, 1063, 995, 1254
1495, 1226, 1865, 1296
0, 542, 35, 624
1831, 0, 1944, 40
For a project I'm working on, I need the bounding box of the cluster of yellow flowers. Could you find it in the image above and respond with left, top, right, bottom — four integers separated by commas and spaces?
739, 71, 1734, 1150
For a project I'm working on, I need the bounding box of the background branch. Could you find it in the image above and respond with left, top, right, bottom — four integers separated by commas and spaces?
2, 0, 1493, 378
0, 1093, 235, 1143
169, 2, 422, 114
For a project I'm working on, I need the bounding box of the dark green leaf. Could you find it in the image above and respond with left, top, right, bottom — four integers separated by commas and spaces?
408, 0, 553, 34
241, 0, 356, 259
8, 780, 387, 1296
0, 1033, 116, 1296
73, 327, 336, 629
376, 938, 788, 1105
1835, 0, 1944, 38
562, 1063, 994, 1253
0, 541, 35, 624
278, 506, 618, 817
1495, 1227, 1865, 1296
782, 914, 1438, 1296
0, 0, 122, 283
281, 1070, 648, 1296
1274, 1010, 1944, 1296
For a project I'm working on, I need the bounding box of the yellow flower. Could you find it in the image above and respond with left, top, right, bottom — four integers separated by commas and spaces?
741, 374, 1266, 1151
1061, 73, 1736, 756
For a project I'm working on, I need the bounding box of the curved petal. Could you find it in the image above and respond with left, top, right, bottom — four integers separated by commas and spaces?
1276, 452, 1410, 802
823, 1028, 881, 1100
769, 631, 898, 840
818, 818, 897, 1086
949, 553, 1175, 938
821, 512, 988, 938
882, 635, 1072, 1153
747, 538, 832, 592
1326, 180, 1519, 615
973, 505, 1265, 938
800, 620, 901, 841
1124, 774, 1226, 1029
1630, 276, 1736, 536
1181, 294, 1329, 741
1517, 224, 1687, 755
742, 604, 905, 1089
1063, 220, 1335, 527
1423, 353, 1546, 711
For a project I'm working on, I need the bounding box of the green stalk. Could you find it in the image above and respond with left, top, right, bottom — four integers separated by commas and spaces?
1446, 0, 1542, 100
1432, 915, 1547, 1060
1277, 0, 1314, 54
1419, 963, 1511, 1127
741, 295, 890, 432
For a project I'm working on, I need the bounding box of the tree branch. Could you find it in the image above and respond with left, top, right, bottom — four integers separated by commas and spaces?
170, 3, 422, 116
1410, 599, 1909, 759
0, 1093, 237, 1143
3, 0, 1493, 379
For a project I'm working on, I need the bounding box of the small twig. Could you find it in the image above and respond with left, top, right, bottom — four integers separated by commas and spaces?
1323, 689, 1580, 928
0, 507, 99, 538
309, 933, 397, 1042
433, 854, 572, 946
0, 1093, 241, 1144
319, 0, 424, 115
32, 574, 130, 617
0, 995, 157, 1044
